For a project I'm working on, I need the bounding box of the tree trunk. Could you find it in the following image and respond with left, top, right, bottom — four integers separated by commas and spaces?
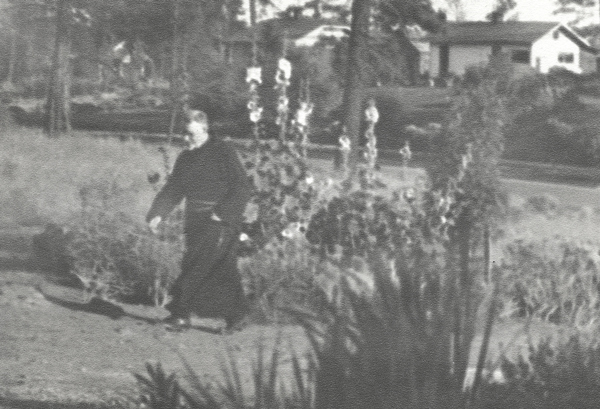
4, 29, 17, 86
168, 0, 182, 139
342, 0, 371, 171
46, 0, 72, 137
249, 0, 257, 26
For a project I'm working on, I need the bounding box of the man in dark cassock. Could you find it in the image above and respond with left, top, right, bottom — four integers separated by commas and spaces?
146, 109, 253, 332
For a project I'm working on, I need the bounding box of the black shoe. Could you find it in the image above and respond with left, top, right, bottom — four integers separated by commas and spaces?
163, 315, 191, 332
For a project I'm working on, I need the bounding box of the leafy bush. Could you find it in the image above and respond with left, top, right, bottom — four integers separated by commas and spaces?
306, 181, 450, 264
241, 140, 316, 250
525, 194, 560, 216
239, 234, 320, 323
66, 205, 182, 305
499, 237, 600, 328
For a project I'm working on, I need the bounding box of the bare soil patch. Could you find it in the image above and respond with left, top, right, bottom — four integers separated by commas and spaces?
0, 269, 309, 407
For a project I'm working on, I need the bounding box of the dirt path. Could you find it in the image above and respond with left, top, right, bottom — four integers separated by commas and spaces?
0, 270, 309, 407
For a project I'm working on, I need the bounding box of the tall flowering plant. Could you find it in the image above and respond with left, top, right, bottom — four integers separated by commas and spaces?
240, 55, 317, 254
293, 79, 314, 159
275, 57, 292, 143
359, 98, 380, 188
338, 128, 351, 178
246, 66, 263, 142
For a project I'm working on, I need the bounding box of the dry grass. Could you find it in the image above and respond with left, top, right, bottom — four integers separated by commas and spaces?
0, 127, 179, 227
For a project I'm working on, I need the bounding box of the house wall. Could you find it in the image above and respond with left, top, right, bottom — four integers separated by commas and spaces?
449, 45, 492, 75
430, 25, 598, 78
430, 44, 491, 77
580, 50, 597, 73
531, 28, 585, 74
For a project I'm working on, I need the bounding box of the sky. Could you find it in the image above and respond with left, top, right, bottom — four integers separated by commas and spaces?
431, 0, 599, 25
244, 0, 600, 26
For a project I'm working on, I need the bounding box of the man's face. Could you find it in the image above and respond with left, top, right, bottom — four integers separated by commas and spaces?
186, 119, 209, 149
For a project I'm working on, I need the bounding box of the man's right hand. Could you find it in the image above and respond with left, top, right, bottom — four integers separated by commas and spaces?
149, 216, 162, 234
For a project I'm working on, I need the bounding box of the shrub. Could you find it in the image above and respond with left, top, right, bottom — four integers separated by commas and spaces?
499, 237, 600, 328
241, 140, 316, 250
239, 234, 320, 323
525, 194, 560, 216
66, 204, 183, 305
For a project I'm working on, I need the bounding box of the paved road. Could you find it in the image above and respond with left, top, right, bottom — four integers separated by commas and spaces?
501, 178, 600, 208
310, 156, 600, 208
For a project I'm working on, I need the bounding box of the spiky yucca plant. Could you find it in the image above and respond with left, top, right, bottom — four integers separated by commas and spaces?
135, 337, 314, 409
134, 362, 184, 409
292, 249, 480, 409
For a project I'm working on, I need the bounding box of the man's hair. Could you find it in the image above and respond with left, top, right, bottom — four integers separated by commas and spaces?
187, 109, 208, 125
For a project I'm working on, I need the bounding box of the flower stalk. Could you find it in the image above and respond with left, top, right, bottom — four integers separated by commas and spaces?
338, 127, 351, 178
363, 98, 379, 184
294, 79, 314, 158
246, 65, 263, 143
275, 57, 292, 143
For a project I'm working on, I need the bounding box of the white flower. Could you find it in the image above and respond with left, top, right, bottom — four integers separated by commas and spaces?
365, 100, 379, 123
246, 66, 262, 84
461, 154, 469, 169
277, 95, 289, 110
249, 107, 263, 123
278, 58, 292, 80
239, 233, 250, 242
399, 142, 412, 160
403, 188, 416, 201
281, 228, 294, 239
338, 135, 351, 151
295, 102, 313, 127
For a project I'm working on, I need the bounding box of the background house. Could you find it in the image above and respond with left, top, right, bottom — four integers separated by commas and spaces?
429, 21, 598, 78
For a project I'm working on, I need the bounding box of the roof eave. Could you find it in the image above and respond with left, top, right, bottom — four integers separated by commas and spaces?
431, 40, 533, 47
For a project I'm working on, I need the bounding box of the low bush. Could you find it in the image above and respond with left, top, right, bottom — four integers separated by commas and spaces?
499, 237, 600, 329
525, 194, 560, 216
238, 234, 320, 323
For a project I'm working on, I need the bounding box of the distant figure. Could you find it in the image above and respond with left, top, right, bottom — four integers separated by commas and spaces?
146, 110, 254, 332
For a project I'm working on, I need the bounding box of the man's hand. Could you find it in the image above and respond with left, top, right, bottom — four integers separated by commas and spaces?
149, 216, 162, 234
211, 213, 222, 222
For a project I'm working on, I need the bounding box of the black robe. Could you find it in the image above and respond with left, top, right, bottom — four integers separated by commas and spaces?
146, 138, 253, 321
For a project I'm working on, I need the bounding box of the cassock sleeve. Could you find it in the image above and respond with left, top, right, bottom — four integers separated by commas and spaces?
214, 143, 254, 225
145, 151, 187, 222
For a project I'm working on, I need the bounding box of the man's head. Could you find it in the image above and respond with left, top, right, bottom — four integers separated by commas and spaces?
185, 109, 209, 149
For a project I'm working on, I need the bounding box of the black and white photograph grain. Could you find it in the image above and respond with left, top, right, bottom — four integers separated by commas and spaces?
3, 0, 600, 407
